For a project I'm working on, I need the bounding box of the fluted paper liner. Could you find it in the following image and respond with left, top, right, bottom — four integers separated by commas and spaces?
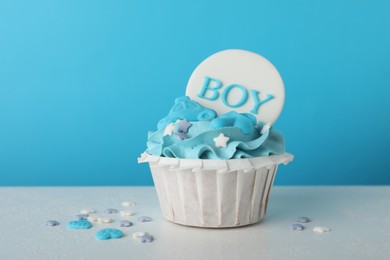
138, 152, 294, 228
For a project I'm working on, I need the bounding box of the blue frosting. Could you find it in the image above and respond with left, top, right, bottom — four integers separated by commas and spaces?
147, 96, 285, 160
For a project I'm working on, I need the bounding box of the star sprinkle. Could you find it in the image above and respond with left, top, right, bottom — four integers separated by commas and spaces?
175, 119, 192, 133
291, 224, 305, 231
163, 123, 175, 136
313, 226, 331, 233
138, 235, 154, 243
119, 220, 133, 227
138, 216, 152, 222
120, 210, 134, 216
296, 216, 311, 223
80, 209, 96, 214
46, 220, 60, 226
132, 232, 147, 239
133, 232, 154, 243
121, 201, 135, 208
213, 133, 230, 148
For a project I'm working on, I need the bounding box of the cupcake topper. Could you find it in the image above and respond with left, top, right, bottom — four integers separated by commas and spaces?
186, 49, 285, 125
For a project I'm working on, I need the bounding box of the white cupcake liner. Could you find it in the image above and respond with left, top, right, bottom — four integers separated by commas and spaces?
138, 152, 293, 228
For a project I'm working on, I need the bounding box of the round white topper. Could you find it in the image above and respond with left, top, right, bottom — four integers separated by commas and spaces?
186, 49, 285, 125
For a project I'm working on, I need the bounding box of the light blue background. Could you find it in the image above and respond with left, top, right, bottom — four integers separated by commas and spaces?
1, 0, 389, 186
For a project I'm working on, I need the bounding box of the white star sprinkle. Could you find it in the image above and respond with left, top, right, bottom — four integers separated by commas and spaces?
163, 123, 175, 136
213, 133, 230, 148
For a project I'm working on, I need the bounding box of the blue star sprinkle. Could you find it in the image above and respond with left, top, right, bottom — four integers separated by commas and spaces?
291, 224, 305, 231
95, 228, 124, 240
138, 216, 153, 222
296, 216, 311, 223
119, 220, 133, 227
46, 220, 60, 226
138, 234, 154, 243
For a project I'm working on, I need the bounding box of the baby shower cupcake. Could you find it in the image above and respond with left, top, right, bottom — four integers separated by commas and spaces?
138, 49, 293, 228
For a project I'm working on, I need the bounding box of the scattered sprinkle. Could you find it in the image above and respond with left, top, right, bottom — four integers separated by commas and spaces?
120, 210, 134, 216
213, 133, 230, 148
163, 123, 175, 136
75, 214, 89, 220
46, 220, 60, 226
291, 223, 304, 231
95, 228, 124, 240
175, 119, 192, 133
104, 208, 118, 214
98, 217, 112, 224
119, 220, 133, 227
313, 226, 331, 233
132, 232, 147, 239
80, 209, 96, 214
138, 234, 154, 243
138, 216, 152, 222
121, 201, 135, 208
67, 220, 92, 229
296, 216, 311, 223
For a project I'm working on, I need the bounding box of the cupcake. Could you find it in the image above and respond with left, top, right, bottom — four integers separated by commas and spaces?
138, 49, 293, 228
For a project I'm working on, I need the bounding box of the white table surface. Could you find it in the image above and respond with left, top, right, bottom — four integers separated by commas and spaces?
0, 186, 389, 260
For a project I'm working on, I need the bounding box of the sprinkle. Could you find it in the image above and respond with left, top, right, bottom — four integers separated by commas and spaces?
80, 209, 96, 214
95, 228, 123, 240
121, 201, 135, 208
119, 220, 133, 227
120, 210, 134, 216
132, 232, 147, 239
174, 132, 188, 140
46, 220, 60, 226
104, 208, 118, 214
163, 123, 176, 136
291, 224, 304, 231
213, 133, 230, 148
296, 216, 311, 223
313, 226, 331, 233
175, 119, 192, 133
75, 214, 89, 220
138, 216, 152, 222
67, 220, 92, 229
138, 234, 154, 243
97, 217, 112, 224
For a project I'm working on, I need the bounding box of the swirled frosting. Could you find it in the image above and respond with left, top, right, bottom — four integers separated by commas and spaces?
146, 96, 285, 159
